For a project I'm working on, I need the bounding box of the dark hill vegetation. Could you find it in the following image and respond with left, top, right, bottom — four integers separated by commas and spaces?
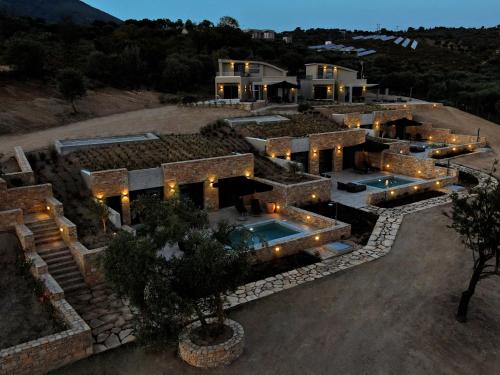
0, 0, 121, 25
0, 14, 499, 124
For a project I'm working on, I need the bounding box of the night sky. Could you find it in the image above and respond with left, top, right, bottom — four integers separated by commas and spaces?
85, 0, 500, 31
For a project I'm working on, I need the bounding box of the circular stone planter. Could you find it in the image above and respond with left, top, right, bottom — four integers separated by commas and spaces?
178, 318, 244, 368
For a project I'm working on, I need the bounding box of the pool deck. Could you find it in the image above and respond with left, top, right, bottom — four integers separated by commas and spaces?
208, 207, 318, 234
329, 169, 425, 208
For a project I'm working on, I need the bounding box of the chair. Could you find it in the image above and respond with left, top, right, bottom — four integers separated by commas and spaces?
346, 183, 367, 193
250, 199, 263, 216
337, 181, 348, 191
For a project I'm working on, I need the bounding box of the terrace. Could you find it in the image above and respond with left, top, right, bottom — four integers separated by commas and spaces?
236, 113, 344, 139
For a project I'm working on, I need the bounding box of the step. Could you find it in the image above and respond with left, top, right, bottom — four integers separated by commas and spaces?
35, 235, 62, 246
64, 282, 89, 295
38, 245, 69, 257
48, 258, 78, 271
50, 264, 80, 277
27, 220, 57, 230
36, 241, 67, 253
31, 226, 60, 236
43, 251, 73, 264
58, 276, 86, 290
54, 270, 83, 283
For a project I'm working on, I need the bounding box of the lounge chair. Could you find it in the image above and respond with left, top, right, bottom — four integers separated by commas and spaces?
250, 199, 263, 216
337, 181, 348, 191
346, 183, 367, 193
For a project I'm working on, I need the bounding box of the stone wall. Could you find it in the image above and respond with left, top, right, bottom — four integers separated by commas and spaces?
88, 169, 129, 197
0, 208, 23, 231
0, 183, 53, 213
0, 300, 92, 375
69, 243, 106, 286
162, 153, 254, 210
281, 206, 337, 229
265, 137, 294, 157
382, 152, 438, 179
251, 220, 351, 263
309, 129, 366, 174
253, 175, 331, 208
1, 147, 35, 186
344, 109, 412, 128
368, 175, 458, 205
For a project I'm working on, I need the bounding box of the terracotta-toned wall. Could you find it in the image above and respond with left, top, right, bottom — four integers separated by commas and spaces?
0, 184, 53, 213
253, 176, 331, 208
382, 152, 437, 179
88, 169, 129, 198
162, 154, 254, 210
265, 137, 293, 157
0, 209, 23, 231
309, 129, 366, 174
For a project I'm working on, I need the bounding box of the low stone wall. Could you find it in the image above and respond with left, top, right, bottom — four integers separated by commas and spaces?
281, 206, 336, 229
178, 318, 244, 368
1, 147, 35, 186
0, 208, 23, 231
429, 143, 483, 159
0, 183, 53, 213
344, 109, 412, 128
251, 220, 351, 263
265, 137, 294, 157
253, 175, 331, 208
382, 152, 438, 179
367, 175, 458, 205
70, 243, 106, 286
0, 300, 93, 375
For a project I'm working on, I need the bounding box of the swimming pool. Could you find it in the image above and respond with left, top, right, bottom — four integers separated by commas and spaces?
230, 220, 304, 248
358, 176, 415, 189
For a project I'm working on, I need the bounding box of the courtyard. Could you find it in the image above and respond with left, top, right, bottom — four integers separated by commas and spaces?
50, 205, 500, 375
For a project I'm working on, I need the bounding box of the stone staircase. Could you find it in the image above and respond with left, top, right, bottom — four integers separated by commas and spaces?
26, 216, 87, 296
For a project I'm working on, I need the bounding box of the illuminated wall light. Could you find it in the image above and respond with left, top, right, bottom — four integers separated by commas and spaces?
436, 150, 440, 154
59, 227, 64, 232
315, 235, 320, 241
436, 181, 441, 186
276, 205, 281, 211
429, 136, 433, 140
306, 215, 311, 220
245, 171, 251, 177
452, 138, 457, 143
417, 170, 422, 174
386, 164, 390, 169
433, 103, 437, 108
311, 194, 317, 199
274, 246, 280, 253
46, 206, 51, 211
271, 153, 276, 158
452, 147, 457, 151
414, 186, 419, 191
390, 191, 395, 196
121, 190, 128, 197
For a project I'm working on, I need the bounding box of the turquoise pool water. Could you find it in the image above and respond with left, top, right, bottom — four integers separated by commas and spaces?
230, 221, 302, 248
359, 176, 415, 189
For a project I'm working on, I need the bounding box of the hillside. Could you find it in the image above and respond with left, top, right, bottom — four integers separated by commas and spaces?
0, 0, 121, 24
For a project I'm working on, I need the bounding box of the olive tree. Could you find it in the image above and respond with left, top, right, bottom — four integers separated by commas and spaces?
449, 162, 500, 322
102, 196, 251, 345
57, 68, 87, 113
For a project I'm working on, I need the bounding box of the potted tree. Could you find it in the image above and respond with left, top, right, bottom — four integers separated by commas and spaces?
102, 196, 251, 368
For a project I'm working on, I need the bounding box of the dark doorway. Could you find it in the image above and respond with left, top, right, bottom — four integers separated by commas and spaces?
223, 84, 239, 99
319, 149, 333, 175
106, 195, 122, 222
343, 144, 365, 169
314, 86, 328, 100
179, 182, 204, 209
291, 152, 309, 173
217, 177, 241, 209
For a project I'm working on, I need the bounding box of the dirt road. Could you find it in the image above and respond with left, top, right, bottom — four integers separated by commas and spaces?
0, 105, 247, 154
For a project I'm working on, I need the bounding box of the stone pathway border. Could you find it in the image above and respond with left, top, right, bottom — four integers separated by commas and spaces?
225, 163, 498, 309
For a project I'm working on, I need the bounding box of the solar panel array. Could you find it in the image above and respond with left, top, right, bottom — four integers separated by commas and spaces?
308, 43, 376, 57
352, 34, 419, 49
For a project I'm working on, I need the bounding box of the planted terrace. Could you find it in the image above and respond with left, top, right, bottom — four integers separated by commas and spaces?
236, 114, 344, 139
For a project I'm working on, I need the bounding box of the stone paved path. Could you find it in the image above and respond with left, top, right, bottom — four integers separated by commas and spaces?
66, 283, 136, 353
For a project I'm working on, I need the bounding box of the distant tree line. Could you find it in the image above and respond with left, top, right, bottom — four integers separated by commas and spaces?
1, 14, 500, 123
